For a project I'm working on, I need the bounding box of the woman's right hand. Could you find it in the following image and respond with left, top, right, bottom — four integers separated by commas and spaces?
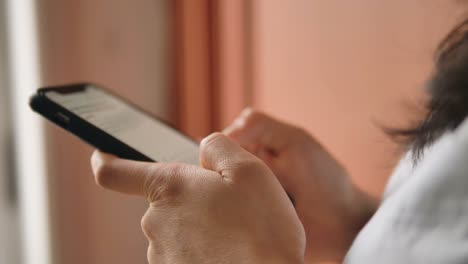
224, 108, 379, 263
91, 133, 305, 264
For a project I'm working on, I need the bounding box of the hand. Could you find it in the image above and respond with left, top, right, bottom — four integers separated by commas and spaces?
91, 133, 305, 264
224, 109, 378, 263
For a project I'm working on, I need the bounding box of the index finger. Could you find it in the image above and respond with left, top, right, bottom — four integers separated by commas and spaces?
223, 108, 302, 151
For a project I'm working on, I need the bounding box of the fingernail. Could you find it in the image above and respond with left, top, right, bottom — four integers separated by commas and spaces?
241, 107, 253, 117
223, 117, 246, 135
222, 126, 235, 135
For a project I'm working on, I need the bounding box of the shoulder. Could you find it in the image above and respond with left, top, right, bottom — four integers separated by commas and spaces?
345, 118, 468, 264
384, 117, 468, 198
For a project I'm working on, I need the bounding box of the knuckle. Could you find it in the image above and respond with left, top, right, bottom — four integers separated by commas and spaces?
200, 132, 225, 152
141, 210, 157, 241
144, 164, 184, 203
232, 157, 265, 174
291, 126, 309, 139
229, 158, 272, 186
291, 126, 316, 146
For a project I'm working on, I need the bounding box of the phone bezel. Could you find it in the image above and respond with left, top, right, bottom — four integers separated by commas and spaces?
30, 82, 198, 162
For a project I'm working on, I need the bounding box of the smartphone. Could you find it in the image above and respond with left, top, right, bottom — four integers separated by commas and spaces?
29, 83, 199, 164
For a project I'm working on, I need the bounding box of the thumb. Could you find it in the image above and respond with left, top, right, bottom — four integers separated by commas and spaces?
90, 150, 194, 200
200, 132, 257, 176
223, 108, 303, 152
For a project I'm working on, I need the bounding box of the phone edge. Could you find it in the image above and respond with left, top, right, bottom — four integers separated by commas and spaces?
29, 90, 155, 162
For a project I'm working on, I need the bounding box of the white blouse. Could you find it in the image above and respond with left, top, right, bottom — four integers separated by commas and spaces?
345, 118, 468, 263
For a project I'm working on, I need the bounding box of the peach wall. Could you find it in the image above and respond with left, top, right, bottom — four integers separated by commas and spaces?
213, 0, 251, 129
251, 0, 464, 196
175, 0, 251, 136
174, 0, 214, 138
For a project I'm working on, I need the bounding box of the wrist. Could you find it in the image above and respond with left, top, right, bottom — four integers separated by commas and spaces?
348, 186, 379, 231
296, 184, 379, 262
326, 186, 378, 260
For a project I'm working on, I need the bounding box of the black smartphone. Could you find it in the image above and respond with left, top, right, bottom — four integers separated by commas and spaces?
29, 83, 199, 164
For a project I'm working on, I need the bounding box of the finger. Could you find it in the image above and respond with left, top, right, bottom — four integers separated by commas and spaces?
223, 108, 303, 152
199, 132, 258, 175
243, 143, 261, 156
91, 150, 194, 200
91, 150, 150, 195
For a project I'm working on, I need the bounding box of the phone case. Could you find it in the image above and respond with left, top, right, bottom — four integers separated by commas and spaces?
29, 83, 157, 162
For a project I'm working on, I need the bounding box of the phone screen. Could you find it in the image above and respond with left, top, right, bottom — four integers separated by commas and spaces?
45, 84, 199, 164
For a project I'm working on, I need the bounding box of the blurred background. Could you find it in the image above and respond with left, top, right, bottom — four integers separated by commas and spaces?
0, 0, 464, 263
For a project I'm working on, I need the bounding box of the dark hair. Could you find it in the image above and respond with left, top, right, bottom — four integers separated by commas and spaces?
388, 18, 468, 161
